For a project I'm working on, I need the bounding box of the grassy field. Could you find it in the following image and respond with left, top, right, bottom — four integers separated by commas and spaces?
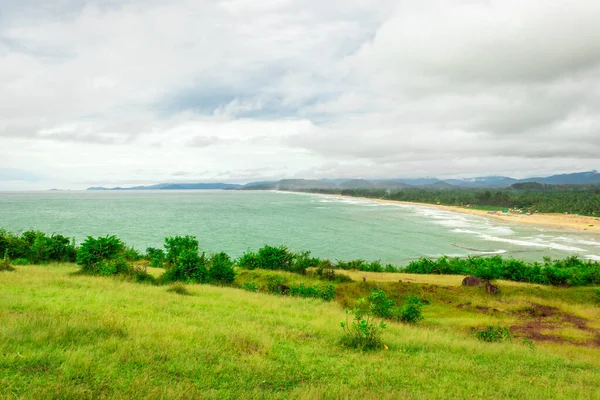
1, 264, 600, 399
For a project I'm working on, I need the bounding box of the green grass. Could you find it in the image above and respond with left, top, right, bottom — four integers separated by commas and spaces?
1, 264, 599, 399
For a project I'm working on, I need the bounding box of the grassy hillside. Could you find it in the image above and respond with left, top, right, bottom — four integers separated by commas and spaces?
1, 264, 600, 399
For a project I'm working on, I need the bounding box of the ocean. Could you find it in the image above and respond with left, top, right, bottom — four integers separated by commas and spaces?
1, 190, 599, 264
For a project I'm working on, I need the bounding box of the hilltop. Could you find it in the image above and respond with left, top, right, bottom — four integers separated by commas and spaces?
86, 170, 600, 191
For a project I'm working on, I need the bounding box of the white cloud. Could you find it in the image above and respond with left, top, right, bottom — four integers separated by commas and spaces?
0, 0, 599, 189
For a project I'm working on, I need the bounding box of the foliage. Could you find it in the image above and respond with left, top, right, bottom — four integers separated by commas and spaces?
123, 246, 143, 262
164, 235, 199, 267
0, 250, 15, 272
256, 245, 294, 272
0, 229, 77, 264
242, 282, 260, 292
396, 296, 424, 324
146, 247, 165, 268
236, 250, 260, 270
474, 326, 511, 343
340, 298, 386, 351
76, 235, 125, 274
289, 283, 336, 301
404, 255, 600, 286
161, 249, 208, 284
208, 252, 236, 284
307, 186, 600, 216
594, 289, 600, 304
368, 289, 395, 319
97, 256, 131, 276
166, 283, 191, 296
292, 250, 320, 274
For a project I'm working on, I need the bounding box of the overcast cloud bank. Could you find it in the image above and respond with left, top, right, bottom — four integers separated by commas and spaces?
1, 0, 599, 189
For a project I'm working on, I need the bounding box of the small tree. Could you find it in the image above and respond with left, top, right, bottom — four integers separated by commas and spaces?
209, 252, 235, 284
340, 298, 386, 351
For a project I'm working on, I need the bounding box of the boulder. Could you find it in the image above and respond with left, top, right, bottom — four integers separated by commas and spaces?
462, 276, 482, 287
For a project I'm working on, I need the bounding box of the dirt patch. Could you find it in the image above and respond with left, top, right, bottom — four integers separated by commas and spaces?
456, 302, 472, 309
511, 303, 600, 347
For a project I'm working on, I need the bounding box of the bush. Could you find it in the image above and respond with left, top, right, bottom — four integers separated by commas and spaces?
288, 283, 335, 301
256, 245, 294, 271
292, 250, 319, 274
76, 235, 125, 274
340, 298, 386, 351
474, 326, 511, 342
123, 246, 143, 262
266, 275, 286, 294
237, 250, 259, 270
167, 283, 191, 295
146, 247, 165, 268
0, 250, 15, 272
209, 252, 236, 284
368, 289, 395, 319
164, 235, 199, 267
97, 256, 131, 276
396, 296, 424, 324
242, 282, 260, 292
161, 249, 208, 284
11, 258, 29, 265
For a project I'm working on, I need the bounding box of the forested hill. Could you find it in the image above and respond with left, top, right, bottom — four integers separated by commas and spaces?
298, 186, 600, 216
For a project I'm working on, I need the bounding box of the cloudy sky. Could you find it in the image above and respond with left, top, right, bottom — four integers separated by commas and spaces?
1, 0, 599, 189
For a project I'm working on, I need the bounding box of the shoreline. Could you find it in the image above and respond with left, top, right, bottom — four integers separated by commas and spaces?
325, 194, 600, 233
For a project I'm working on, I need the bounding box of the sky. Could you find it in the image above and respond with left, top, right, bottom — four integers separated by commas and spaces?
1, 0, 599, 190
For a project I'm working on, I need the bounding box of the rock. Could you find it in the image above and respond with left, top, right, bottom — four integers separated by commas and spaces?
485, 281, 499, 295
462, 276, 482, 287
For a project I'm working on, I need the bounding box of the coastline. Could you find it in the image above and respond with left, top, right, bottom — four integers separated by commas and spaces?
326, 194, 600, 233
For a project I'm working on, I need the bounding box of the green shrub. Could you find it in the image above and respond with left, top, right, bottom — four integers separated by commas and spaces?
146, 247, 165, 268
266, 275, 286, 294
474, 326, 511, 342
396, 296, 424, 324
167, 283, 191, 296
76, 235, 125, 274
97, 256, 131, 276
340, 298, 386, 351
319, 284, 336, 301
209, 252, 236, 284
242, 282, 260, 292
237, 250, 259, 270
256, 245, 294, 271
292, 250, 319, 274
123, 246, 143, 262
384, 264, 397, 273
161, 249, 208, 284
368, 289, 395, 319
11, 258, 29, 265
164, 235, 199, 267
0, 250, 15, 272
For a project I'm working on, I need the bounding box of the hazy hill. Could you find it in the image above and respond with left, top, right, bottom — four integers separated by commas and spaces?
86, 171, 600, 191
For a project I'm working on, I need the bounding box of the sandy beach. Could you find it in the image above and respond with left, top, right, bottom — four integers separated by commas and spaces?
329, 194, 600, 233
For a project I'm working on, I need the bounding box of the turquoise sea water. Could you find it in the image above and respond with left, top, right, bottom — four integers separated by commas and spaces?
1, 190, 599, 264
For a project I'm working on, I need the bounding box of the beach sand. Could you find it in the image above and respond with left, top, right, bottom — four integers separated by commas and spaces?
329, 194, 600, 233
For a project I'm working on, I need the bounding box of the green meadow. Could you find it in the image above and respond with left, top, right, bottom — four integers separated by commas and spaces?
2, 263, 599, 399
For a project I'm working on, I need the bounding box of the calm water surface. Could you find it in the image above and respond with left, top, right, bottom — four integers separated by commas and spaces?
1, 190, 599, 264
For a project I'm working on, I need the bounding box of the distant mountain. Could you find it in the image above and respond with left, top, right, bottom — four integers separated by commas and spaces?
86, 171, 600, 192
516, 170, 600, 185
417, 181, 458, 190
243, 179, 338, 190
444, 176, 517, 188
87, 183, 243, 190
338, 179, 376, 189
